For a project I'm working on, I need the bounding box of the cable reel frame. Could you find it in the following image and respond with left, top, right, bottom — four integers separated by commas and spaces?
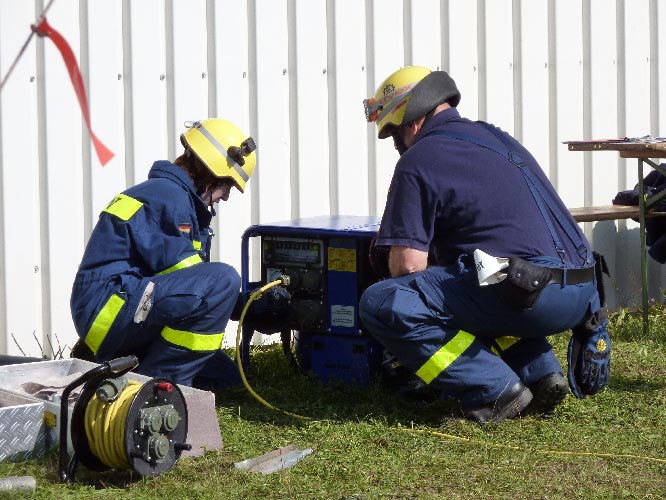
59, 356, 191, 482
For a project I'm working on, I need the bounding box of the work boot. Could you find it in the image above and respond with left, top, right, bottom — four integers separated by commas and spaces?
381, 353, 436, 404
461, 382, 533, 424
523, 372, 568, 418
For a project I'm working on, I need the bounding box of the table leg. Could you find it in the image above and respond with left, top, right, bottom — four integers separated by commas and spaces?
637, 158, 649, 336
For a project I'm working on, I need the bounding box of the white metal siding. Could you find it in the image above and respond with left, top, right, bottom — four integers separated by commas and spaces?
0, 0, 664, 357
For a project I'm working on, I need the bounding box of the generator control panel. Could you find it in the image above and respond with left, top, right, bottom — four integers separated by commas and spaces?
241, 215, 381, 335
261, 236, 326, 332
239, 215, 384, 383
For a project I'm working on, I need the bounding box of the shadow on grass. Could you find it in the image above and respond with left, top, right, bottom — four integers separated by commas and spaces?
608, 372, 666, 393
212, 345, 458, 428
214, 377, 458, 428
38, 453, 151, 491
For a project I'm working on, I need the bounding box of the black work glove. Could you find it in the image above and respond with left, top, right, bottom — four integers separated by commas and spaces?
567, 309, 611, 398
369, 237, 391, 280
70, 339, 95, 362
230, 286, 292, 334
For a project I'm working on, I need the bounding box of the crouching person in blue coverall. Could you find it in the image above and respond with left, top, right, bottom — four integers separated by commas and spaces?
360, 67, 611, 423
70, 119, 256, 390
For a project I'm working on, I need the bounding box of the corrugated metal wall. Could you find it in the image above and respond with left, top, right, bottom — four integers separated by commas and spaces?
0, 0, 664, 357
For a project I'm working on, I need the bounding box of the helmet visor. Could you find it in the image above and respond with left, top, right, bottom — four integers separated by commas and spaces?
364, 82, 418, 139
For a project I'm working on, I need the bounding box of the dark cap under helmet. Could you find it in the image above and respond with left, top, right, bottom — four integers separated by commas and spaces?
403, 70, 461, 125
364, 66, 461, 139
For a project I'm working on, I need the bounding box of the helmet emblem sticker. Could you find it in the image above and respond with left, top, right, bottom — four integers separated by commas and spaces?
383, 83, 395, 96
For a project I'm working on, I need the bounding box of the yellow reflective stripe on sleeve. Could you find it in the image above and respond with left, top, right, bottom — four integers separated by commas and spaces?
161, 326, 224, 352
84, 294, 126, 354
494, 336, 521, 353
103, 194, 143, 221
415, 330, 476, 384
193, 240, 202, 251
156, 254, 203, 275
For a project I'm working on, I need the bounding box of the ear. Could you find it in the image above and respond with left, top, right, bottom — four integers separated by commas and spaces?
405, 119, 422, 140
412, 116, 427, 133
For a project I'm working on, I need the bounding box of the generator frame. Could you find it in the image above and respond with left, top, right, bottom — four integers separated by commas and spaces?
239, 215, 384, 384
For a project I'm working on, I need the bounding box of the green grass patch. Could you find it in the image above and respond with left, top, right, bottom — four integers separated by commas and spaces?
1, 309, 665, 499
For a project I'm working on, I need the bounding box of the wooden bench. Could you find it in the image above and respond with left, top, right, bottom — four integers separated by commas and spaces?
567, 203, 666, 335
564, 140, 666, 335
569, 204, 666, 222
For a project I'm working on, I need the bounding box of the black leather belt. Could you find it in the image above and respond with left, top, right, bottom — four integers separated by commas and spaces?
549, 266, 594, 285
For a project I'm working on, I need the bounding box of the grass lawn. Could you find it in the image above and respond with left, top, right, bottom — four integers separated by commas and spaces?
1, 305, 665, 499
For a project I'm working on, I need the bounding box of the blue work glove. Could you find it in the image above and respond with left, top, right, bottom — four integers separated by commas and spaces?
567, 310, 611, 399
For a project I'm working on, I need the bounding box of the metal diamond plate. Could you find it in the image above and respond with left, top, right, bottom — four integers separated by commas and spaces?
0, 402, 46, 462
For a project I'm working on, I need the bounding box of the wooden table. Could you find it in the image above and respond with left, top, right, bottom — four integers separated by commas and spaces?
565, 138, 666, 335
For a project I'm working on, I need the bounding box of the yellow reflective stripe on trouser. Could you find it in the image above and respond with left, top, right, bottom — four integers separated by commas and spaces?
103, 194, 143, 221
156, 254, 203, 275
415, 330, 476, 384
491, 336, 521, 356
85, 294, 126, 354
161, 326, 224, 351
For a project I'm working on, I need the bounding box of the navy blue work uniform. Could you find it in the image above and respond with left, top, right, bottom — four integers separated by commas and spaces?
70, 161, 241, 389
359, 108, 604, 408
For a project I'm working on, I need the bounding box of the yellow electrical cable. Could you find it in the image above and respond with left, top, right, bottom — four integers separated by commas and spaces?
235, 279, 310, 421
395, 426, 666, 465
84, 380, 142, 469
235, 281, 666, 466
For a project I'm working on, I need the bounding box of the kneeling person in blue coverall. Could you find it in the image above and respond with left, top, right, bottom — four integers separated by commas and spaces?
360, 67, 610, 423
70, 119, 256, 390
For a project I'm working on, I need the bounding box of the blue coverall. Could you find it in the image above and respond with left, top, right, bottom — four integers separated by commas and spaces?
70, 161, 241, 389
359, 108, 605, 408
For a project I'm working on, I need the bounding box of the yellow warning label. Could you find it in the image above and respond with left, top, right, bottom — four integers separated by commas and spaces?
44, 411, 56, 428
328, 247, 356, 272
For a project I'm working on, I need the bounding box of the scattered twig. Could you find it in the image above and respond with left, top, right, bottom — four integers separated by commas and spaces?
11, 332, 27, 356
31, 330, 45, 358
52, 332, 67, 360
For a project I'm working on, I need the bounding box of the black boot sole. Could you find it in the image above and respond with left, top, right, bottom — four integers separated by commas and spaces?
463, 383, 533, 424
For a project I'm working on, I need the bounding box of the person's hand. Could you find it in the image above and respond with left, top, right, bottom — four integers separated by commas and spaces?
567, 310, 610, 398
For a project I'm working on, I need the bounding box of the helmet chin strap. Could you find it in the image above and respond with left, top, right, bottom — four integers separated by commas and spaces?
198, 187, 215, 209
420, 108, 437, 130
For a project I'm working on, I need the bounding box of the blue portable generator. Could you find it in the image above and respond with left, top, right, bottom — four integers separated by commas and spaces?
239, 215, 384, 384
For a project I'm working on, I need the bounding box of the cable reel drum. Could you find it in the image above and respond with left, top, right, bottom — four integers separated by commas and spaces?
60, 356, 191, 482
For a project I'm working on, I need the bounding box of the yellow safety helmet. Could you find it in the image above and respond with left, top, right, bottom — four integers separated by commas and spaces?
180, 119, 257, 193
364, 66, 461, 139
